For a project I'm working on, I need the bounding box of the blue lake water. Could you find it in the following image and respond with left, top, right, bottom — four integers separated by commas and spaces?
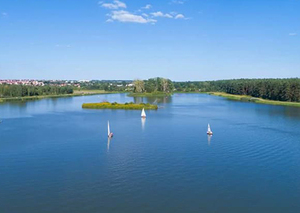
0, 93, 300, 213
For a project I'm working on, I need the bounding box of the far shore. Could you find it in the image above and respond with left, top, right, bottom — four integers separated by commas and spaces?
1, 90, 299, 108
209, 92, 300, 108
0, 90, 114, 103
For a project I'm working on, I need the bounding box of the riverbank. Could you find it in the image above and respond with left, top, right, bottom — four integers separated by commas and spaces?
82, 102, 158, 110
0, 90, 113, 103
128, 92, 172, 97
209, 92, 300, 108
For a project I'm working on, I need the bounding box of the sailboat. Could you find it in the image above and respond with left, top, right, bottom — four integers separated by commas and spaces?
108, 121, 113, 138
207, 124, 213, 135
141, 108, 146, 118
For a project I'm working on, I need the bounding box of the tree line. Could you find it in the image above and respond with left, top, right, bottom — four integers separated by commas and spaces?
80, 81, 128, 92
1, 78, 299, 103
133, 77, 174, 93
174, 78, 300, 102
0, 85, 73, 98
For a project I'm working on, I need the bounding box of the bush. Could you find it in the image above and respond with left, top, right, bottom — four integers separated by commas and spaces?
82, 102, 158, 110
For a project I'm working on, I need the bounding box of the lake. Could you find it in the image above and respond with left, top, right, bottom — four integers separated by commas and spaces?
0, 93, 300, 213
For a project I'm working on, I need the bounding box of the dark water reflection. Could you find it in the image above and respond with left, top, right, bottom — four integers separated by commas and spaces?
0, 93, 300, 213
133, 96, 172, 104
255, 105, 300, 120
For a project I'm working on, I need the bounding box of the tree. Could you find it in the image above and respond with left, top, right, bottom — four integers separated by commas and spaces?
133, 80, 145, 93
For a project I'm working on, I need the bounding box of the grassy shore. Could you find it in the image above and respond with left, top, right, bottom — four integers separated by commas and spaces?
82, 102, 158, 110
128, 92, 172, 97
73, 90, 110, 95
0, 90, 113, 103
209, 92, 300, 108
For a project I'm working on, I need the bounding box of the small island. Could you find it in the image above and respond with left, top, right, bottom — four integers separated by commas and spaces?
82, 102, 158, 110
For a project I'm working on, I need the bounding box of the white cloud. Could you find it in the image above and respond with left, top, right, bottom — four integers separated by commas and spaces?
289, 33, 297, 36
170, 0, 185, 4
99, 1, 189, 24
151, 11, 163, 17
164, 14, 173, 18
142, 4, 152, 10
175, 14, 185, 19
100, 0, 127, 10
106, 19, 114, 22
1, 12, 8, 17
108, 10, 156, 24
151, 11, 173, 18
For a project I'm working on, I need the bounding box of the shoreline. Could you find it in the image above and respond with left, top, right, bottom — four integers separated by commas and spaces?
0, 90, 115, 103
1, 90, 299, 108
209, 92, 300, 108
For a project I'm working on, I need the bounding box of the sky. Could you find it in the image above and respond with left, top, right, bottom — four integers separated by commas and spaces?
0, 0, 299, 81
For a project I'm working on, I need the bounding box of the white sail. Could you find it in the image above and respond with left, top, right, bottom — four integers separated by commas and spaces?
141, 108, 146, 117
208, 124, 211, 132
108, 121, 110, 136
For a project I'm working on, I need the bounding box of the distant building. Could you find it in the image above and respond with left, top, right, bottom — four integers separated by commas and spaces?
79, 80, 90, 83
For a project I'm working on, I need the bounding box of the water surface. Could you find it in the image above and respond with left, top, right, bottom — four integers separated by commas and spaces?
0, 94, 300, 213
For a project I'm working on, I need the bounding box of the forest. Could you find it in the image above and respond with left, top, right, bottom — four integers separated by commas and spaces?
0, 85, 73, 98
80, 80, 130, 92
133, 77, 174, 94
174, 78, 300, 102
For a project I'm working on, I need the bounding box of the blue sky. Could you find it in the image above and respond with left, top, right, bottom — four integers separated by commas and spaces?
0, 0, 299, 81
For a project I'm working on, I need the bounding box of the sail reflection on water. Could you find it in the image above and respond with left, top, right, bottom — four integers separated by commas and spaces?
207, 135, 212, 146
141, 118, 146, 130
107, 137, 111, 151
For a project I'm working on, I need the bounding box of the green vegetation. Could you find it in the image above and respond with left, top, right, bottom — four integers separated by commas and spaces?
82, 102, 158, 110
210, 92, 300, 108
73, 89, 114, 95
2, 78, 299, 107
79, 80, 132, 92
174, 78, 300, 103
0, 89, 112, 102
130, 77, 174, 97
0, 84, 74, 98
0, 93, 77, 102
